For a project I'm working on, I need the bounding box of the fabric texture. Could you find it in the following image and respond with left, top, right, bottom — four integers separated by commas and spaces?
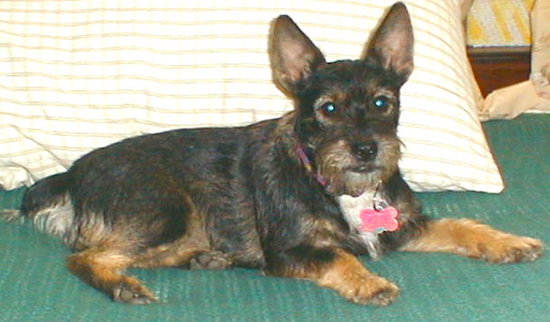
0, 0, 503, 193
481, 80, 550, 120
467, 0, 534, 46
478, 1, 550, 121
1, 114, 548, 321
530, 0, 550, 102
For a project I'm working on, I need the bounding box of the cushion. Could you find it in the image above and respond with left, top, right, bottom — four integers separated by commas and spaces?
0, 0, 503, 193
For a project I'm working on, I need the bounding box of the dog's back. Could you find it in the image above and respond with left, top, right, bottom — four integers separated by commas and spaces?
21, 122, 273, 256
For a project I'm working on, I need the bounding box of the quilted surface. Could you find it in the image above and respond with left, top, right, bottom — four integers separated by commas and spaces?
1, 115, 548, 321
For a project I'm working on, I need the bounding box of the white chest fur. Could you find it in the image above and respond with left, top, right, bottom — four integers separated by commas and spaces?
337, 191, 383, 259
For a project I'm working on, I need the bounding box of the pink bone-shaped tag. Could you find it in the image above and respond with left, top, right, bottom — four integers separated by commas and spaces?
359, 207, 399, 233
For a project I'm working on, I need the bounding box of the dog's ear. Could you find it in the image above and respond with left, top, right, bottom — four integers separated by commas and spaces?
270, 15, 326, 95
363, 2, 414, 84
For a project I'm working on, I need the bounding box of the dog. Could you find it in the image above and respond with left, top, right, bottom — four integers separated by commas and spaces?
11, 3, 543, 306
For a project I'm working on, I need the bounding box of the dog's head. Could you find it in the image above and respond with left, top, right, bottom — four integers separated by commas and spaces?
270, 3, 414, 197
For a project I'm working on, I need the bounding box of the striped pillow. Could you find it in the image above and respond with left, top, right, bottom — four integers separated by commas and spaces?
0, 0, 503, 193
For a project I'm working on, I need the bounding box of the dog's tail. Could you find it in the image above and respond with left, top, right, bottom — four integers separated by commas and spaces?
6, 172, 76, 242
21, 173, 72, 216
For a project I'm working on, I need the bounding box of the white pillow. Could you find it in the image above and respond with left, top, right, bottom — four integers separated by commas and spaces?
0, 0, 503, 193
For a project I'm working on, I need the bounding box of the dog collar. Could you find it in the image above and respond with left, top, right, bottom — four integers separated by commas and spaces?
295, 145, 328, 187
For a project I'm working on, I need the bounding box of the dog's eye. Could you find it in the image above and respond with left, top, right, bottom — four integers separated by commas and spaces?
373, 96, 390, 110
321, 102, 337, 115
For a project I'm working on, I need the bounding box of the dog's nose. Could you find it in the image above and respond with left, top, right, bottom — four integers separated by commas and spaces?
352, 142, 378, 162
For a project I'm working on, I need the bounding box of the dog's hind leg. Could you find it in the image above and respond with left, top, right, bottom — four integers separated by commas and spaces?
400, 218, 543, 263
67, 246, 157, 304
188, 251, 232, 270
132, 246, 231, 271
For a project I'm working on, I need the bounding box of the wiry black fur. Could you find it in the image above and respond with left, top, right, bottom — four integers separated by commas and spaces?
23, 117, 425, 256
19, 3, 431, 304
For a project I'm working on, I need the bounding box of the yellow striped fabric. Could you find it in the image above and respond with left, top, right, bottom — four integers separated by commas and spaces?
467, 0, 534, 46
0, 0, 503, 193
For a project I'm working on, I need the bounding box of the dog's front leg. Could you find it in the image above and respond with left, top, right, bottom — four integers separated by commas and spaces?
265, 246, 399, 306
400, 218, 543, 263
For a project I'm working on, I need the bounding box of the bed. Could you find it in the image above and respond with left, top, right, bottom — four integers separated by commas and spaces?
1, 1, 548, 320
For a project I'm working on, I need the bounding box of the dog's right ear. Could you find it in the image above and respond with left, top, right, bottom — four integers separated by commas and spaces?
270, 15, 326, 96
363, 3, 414, 85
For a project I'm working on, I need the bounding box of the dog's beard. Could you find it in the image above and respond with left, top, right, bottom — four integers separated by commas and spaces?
316, 138, 401, 197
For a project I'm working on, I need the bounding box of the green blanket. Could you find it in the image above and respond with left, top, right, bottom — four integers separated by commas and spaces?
1, 115, 549, 321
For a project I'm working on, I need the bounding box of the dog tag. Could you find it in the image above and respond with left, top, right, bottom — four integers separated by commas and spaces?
359, 207, 399, 234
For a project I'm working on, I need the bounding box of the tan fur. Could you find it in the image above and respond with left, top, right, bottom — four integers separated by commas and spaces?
67, 192, 214, 302
67, 246, 157, 304
277, 248, 399, 306
134, 227, 210, 269
401, 218, 544, 263
317, 140, 362, 196
318, 249, 399, 306
316, 135, 400, 197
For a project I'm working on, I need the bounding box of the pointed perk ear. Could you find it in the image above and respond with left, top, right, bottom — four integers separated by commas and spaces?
270, 15, 326, 95
363, 3, 414, 84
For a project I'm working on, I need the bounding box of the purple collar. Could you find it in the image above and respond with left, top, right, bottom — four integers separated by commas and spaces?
295, 145, 328, 187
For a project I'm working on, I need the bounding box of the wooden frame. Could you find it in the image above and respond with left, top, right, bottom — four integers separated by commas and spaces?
467, 46, 531, 97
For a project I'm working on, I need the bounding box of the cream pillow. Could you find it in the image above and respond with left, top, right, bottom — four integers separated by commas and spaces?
0, 0, 503, 192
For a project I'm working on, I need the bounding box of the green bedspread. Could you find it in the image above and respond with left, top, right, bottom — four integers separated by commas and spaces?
1, 115, 548, 321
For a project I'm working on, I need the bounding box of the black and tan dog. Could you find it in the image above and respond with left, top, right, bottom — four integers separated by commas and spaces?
14, 3, 543, 305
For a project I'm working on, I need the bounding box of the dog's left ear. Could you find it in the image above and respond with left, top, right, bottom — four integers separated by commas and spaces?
363, 2, 414, 85
270, 15, 326, 96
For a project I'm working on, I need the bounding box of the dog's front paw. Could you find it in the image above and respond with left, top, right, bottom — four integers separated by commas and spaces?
316, 250, 400, 306
481, 235, 544, 264
112, 278, 157, 305
321, 270, 399, 306
343, 276, 400, 306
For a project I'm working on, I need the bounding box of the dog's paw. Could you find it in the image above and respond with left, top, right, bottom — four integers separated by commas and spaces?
341, 275, 400, 306
112, 279, 157, 305
189, 250, 232, 270
480, 235, 544, 264
316, 250, 400, 306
